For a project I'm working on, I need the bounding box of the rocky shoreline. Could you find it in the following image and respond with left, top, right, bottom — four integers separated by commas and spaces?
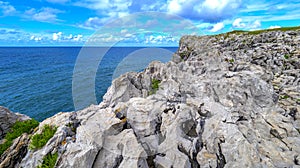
1, 28, 300, 167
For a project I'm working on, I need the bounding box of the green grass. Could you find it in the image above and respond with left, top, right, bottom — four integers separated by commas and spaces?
284, 54, 290, 59
38, 152, 58, 168
0, 119, 39, 156
30, 125, 57, 150
280, 95, 290, 100
149, 78, 161, 95
248, 26, 300, 35
216, 26, 300, 37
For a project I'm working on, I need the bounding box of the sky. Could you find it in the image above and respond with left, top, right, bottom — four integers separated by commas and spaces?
0, 0, 299, 46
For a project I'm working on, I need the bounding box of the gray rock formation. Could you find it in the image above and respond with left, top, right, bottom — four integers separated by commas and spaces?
0, 134, 30, 168
2, 29, 300, 167
0, 106, 30, 140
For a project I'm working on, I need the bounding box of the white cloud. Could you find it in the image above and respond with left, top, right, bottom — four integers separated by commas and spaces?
24, 7, 63, 22
53, 32, 62, 41
232, 18, 261, 29
80, 17, 108, 29
269, 25, 281, 29
167, 0, 242, 22
232, 18, 246, 28
251, 20, 261, 29
141, 1, 167, 11
52, 32, 84, 42
46, 0, 69, 4
73, 34, 83, 41
0, 1, 16, 15
75, 0, 131, 17
30, 35, 42, 41
210, 22, 224, 32
67, 34, 73, 39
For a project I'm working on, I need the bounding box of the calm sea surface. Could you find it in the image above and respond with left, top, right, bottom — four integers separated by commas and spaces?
0, 47, 177, 121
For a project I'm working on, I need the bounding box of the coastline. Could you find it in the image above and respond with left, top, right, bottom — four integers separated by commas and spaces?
1, 28, 300, 167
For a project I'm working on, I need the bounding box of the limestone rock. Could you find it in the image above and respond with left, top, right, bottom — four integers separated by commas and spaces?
0, 106, 30, 140
3, 29, 300, 167
0, 134, 30, 168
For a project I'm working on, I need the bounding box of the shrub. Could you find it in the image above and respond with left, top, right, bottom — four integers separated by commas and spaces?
284, 54, 290, 59
30, 125, 57, 150
38, 152, 58, 168
0, 119, 39, 156
149, 78, 161, 95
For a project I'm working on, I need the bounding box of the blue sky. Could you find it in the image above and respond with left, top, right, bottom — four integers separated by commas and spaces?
0, 0, 299, 46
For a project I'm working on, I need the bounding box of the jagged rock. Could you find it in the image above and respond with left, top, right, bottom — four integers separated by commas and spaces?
3, 29, 300, 167
0, 134, 30, 168
93, 129, 148, 168
19, 112, 73, 168
0, 106, 30, 140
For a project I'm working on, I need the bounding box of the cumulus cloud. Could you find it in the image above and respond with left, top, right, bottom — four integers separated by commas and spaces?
52, 32, 83, 42
30, 35, 42, 41
0, 1, 16, 16
144, 34, 177, 44
232, 18, 246, 28
73, 34, 83, 41
210, 22, 224, 32
232, 18, 261, 29
80, 17, 108, 29
52, 32, 62, 40
167, 0, 243, 22
140, 1, 167, 11
251, 20, 261, 29
24, 7, 63, 22
75, 0, 131, 21
269, 25, 281, 29
79, 0, 132, 11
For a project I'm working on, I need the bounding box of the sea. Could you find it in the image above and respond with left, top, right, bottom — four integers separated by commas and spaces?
0, 47, 178, 121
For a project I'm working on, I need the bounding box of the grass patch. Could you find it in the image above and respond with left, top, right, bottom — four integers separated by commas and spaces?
30, 125, 57, 150
279, 95, 290, 100
225, 58, 235, 63
38, 152, 58, 168
149, 78, 161, 95
245, 26, 300, 35
284, 54, 290, 59
0, 119, 39, 156
215, 26, 300, 37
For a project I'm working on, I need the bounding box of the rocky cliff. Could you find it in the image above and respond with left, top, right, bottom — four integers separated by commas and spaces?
1, 28, 300, 168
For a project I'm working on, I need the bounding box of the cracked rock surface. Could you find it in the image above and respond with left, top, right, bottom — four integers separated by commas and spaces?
2, 29, 300, 167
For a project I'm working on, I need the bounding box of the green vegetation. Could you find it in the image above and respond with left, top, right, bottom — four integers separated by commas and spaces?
38, 152, 58, 168
217, 26, 300, 38
284, 54, 290, 59
0, 119, 39, 156
247, 26, 300, 35
149, 78, 161, 95
229, 58, 235, 63
30, 125, 57, 150
279, 95, 290, 100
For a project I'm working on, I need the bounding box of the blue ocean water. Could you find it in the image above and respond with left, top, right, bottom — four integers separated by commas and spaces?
0, 47, 177, 121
